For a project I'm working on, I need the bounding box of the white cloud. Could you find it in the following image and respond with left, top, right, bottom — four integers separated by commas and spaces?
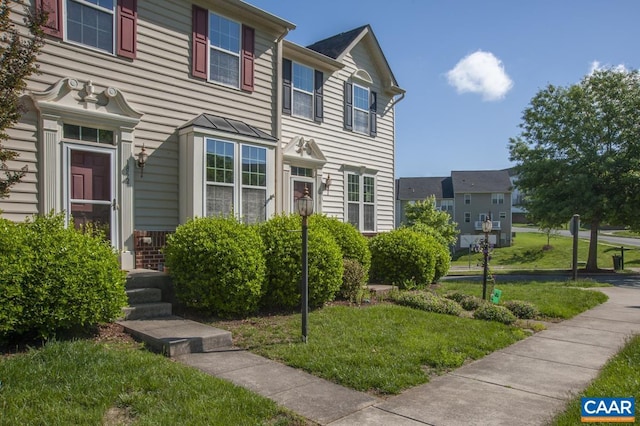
589, 60, 627, 75
446, 50, 513, 101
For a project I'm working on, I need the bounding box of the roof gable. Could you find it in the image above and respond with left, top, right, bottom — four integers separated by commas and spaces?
397, 177, 453, 200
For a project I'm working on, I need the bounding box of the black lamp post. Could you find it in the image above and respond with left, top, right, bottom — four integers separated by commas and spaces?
296, 186, 313, 343
481, 216, 493, 300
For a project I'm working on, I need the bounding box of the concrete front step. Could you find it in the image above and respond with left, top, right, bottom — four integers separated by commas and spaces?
126, 288, 162, 305
122, 302, 172, 320
118, 316, 233, 357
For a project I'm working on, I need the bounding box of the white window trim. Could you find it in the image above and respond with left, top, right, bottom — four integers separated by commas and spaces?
208, 12, 241, 89
464, 212, 471, 223
352, 83, 370, 135
204, 138, 270, 222
344, 168, 377, 232
464, 194, 471, 204
64, 0, 116, 55
492, 193, 505, 205
291, 62, 314, 120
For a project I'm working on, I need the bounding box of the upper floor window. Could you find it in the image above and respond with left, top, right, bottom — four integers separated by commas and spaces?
464, 194, 471, 204
344, 82, 377, 137
440, 199, 453, 213
282, 59, 323, 122
209, 13, 240, 88
492, 193, 505, 204
38, 0, 137, 58
192, 7, 255, 91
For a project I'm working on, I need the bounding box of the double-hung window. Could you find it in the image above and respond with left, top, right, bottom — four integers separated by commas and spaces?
344, 82, 377, 136
66, 0, 115, 53
292, 63, 314, 119
464, 194, 471, 204
440, 199, 453, 213
353, 84, 370, 134
209, 13, 241, 88
205, 139, 267, 223
492, 193, 505, 204
346, 172, 375, 232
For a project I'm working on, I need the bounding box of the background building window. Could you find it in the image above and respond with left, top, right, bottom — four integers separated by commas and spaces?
464, 212, 471, 223
464, 194, 471, 205
492, 193, 505, 204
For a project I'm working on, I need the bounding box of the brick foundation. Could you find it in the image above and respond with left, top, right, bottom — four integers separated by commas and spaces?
134, 230, 172, 271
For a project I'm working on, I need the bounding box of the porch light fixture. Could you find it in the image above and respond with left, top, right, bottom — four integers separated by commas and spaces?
296, 186, 313, 343
481, 215, 493, 300
321, 174, 332, 193
136, 144, 148, 178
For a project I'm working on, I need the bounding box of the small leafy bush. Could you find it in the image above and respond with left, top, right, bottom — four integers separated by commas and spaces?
503, 300, 539, 319
473, 303, 517, 325
390, 291, 462, 316
164, 216, 265, 318
444, 292, 482, 311
369, 228, 436, 289
429, 236, 451, 283
310, 215, 371, 278
0, 214, 126, 340
341, 258, 367, 303
259, 214, 343, 310
444, 292, 466, 303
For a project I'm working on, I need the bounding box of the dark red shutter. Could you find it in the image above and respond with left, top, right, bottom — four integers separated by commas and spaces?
369, 91, 377, 137
282, 59, 292, 115
241, 25, 255, 91
37, 0, 63, 38
344, 82, 353, 131
192, 5, 208, 79
314, 70, 323, 123
117, 0, 137, 59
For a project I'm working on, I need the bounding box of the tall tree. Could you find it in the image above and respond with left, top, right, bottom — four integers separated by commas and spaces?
0, 0, 46, 198
403, 195, 459, 246
509, 69, 640, 270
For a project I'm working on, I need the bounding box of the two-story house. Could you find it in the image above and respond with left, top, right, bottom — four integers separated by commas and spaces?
396, 169, 512, 248
2, 0, 404, 269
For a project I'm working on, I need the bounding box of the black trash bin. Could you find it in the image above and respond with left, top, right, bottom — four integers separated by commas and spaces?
613, 255, 622, 270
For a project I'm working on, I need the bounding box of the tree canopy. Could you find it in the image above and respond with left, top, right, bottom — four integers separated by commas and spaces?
509, 68, 640, 270
403, 195, 459, 246
0, 0, 46, 198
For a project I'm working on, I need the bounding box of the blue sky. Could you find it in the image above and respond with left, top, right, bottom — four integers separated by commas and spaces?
248, 1, 640, 177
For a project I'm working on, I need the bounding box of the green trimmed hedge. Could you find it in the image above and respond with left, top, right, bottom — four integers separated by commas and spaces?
164, 216, 265, 318
0, 214, 126, 340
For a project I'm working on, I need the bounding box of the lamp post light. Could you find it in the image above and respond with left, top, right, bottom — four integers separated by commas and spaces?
481, 216, 493, 300
296, 186, 314, 343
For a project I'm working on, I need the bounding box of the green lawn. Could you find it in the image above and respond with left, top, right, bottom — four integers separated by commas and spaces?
452, 232, 640, 270
551, 335, 640, 426
0, 339, 303, 426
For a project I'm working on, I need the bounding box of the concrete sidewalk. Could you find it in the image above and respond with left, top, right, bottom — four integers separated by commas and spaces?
177, 286, 640, 425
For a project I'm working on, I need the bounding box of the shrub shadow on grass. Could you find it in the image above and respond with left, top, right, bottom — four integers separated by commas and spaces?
500, 248, 545, 265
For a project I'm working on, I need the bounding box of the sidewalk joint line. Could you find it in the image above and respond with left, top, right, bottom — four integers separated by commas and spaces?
449, 373, 565, 401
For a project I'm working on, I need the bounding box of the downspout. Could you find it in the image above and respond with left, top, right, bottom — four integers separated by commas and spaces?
390, 91, 405, 229
274, 29, 290, 214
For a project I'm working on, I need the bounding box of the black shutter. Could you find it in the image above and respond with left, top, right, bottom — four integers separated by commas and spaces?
369, 91, 377, 137
314, 70, 323, 122
344, 82, 353, 131
282, 59, 292, 115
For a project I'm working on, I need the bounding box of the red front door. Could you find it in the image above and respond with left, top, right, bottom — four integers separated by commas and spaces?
69, 149, 113, 240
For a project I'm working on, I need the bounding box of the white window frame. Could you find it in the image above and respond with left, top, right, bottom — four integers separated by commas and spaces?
499, 211, 507, 219
464, 194, 471, 205
464, 212, 471, 223
440, 199, 453, 212
352, 84, 370, 135
208, 12, 241, 88
291, 62, 314, 120
64, 0, 116, 54
344, 170, 376, 232
492, 193, 505, 205
204, 138, 268, 223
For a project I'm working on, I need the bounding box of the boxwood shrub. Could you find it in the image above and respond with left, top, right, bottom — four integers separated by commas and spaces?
389, 291, 462, 316
309, 215, 371, 275
0, 214, 127, 340
503, 300, 539, 319
473, 303, 517, 325
164, 216, 265, 318
369, 228, 436, 289
259, 214, 343, 310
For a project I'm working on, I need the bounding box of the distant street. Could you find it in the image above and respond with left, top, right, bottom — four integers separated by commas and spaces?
512, 226, 640, 248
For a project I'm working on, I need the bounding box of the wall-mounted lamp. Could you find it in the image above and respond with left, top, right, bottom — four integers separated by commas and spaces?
321, 174, 332, 193
137, 144, 148, 178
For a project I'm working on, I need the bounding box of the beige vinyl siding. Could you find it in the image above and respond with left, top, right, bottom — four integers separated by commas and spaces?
282, 42, 396, 232
2, 0, 280, 230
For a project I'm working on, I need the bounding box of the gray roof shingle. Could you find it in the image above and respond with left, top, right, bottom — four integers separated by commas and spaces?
396, 177, 453, 200
451, 170, 511, 193
306, 25, 369, 59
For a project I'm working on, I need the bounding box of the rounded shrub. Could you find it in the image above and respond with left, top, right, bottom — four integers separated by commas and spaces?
259, 214, 343, 310
503, 300, 539, 319
164, 216, 265, 318
473, 303, 517, 325
309, 215, 371, 276
0, 213, 127, 340
410, 223, 452, 282
389, 291, 462, 316
459, 295, 483, 311
369, 228, 436, 289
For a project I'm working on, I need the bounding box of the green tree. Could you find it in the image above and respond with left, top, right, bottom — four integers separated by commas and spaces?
509, 69, 640, 270
1, 0, 46, 198
403, 195, 459, 246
